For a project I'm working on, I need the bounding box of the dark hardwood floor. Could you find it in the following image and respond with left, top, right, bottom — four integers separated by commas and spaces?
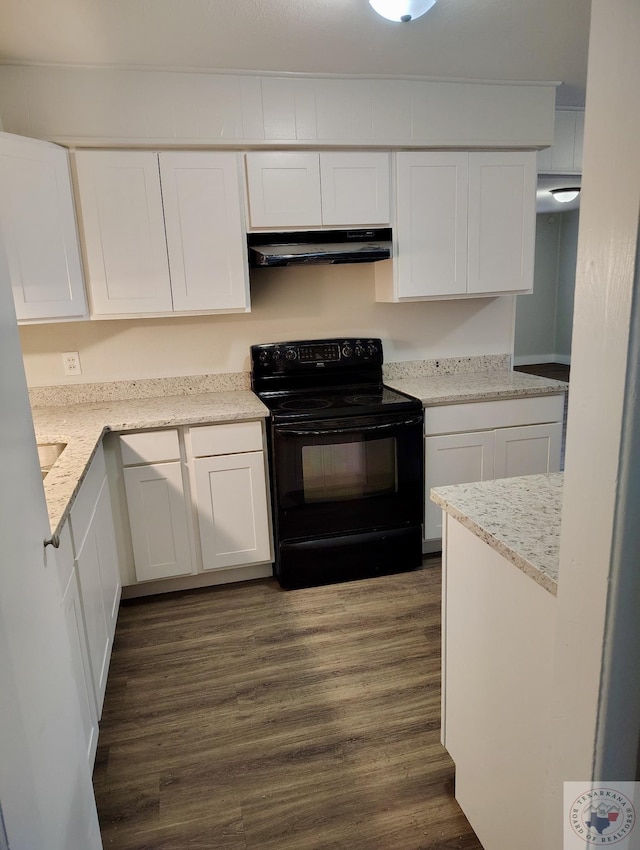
93, 559, 483, 850
514, 362, 570, 383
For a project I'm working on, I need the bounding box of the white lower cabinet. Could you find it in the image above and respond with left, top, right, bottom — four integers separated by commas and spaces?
120, 429, 193, 582
56, 523, 99, 769
118, 421, 272, 588
193, 451, 271, 571
189, 422, 272, 572
69, 444, 121, 716
424, 396, 564, 541
123, 461, 194, 582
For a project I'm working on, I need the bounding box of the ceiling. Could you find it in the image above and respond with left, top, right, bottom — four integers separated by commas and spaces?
0, 0, 591, 108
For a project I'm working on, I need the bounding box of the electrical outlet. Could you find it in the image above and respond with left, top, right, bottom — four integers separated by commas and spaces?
62, 351, 81, 376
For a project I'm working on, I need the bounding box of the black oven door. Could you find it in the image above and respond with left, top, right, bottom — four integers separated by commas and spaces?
271, 411, 423, 542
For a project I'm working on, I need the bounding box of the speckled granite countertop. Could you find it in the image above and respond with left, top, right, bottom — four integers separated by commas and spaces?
385, 371, 567, 405
431, 473, 563, 595
33, 390, 268, 538
32, 362, 567, 543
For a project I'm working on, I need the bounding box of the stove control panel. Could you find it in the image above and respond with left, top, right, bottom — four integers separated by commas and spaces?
251, 338, 384, 382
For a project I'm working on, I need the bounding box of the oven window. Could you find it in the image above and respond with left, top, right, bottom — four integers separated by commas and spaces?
301, 437, 397, 503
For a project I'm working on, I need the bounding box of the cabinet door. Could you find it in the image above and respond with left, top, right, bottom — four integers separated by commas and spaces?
75, 516, 111, 715
94, 477, 121, 643
123, 461, 194, 581
0, 132, 87, 322
395, 152, 468, 298
74, 475, 120, 715
493, 423, 563, 480
245, 152, 322, 228
159, 152, 249, 312
425, 431, 495, 540
74, 151, 173, 316
467, 151, 536, 295
61, 568, 99, 768
194, 452, 271, 571
319, 152, 390, 225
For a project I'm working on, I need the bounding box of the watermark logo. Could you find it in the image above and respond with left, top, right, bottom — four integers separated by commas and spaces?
565, 782, 639, 848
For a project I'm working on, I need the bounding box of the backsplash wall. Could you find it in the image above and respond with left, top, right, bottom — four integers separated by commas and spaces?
19, 264, 515, 387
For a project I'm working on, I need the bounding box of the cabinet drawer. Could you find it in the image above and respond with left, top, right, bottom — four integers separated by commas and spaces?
424, 395, 565, 436
120, 429, 180, 466
189, 421, 263, 457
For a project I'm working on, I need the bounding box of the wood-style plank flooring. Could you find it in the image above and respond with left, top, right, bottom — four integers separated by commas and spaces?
94, 559, 483, 849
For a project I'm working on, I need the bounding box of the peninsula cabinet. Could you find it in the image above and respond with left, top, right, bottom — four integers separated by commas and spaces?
68, 443, 121, 716
424, 395, 564, 542
74, 150, 250, 317
189, 422, 272, 571
0, 132, 88, 323
245, 151, 390, 229
375, 150, 536, 301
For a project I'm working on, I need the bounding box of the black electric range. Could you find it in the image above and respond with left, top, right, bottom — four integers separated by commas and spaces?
251, 338, 424, 589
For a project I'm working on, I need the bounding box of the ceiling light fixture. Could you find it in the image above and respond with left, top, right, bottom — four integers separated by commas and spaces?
369, 0, 437, 23
550, 188, 581, 204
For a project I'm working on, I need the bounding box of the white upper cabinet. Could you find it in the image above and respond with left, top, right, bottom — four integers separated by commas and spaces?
392, 152, 469, 298
467, 152, 536, 295
159, 152, 249, 312
319, 153, 390, 226
537, 109, 584, 174
74, 150, 172, 316
376, 150, 536, 301
245, 151, 390, 229
245, 152, 322, 228
74, 150, 249, 317
0, 132, 87, 323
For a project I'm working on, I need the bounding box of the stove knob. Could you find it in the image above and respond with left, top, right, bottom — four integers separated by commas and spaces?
367, 342, 378, 357
259, 351, 270, 364
342, 343, 353, 358
354, 343, 365, 357
285, 348, 298, 361
272, 349, 282, 362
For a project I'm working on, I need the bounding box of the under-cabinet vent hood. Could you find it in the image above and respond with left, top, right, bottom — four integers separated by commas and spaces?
247, 228, 392, 268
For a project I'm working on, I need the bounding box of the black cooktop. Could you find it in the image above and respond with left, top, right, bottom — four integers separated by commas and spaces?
251, 337, 421, 422
258, 384, 421, 422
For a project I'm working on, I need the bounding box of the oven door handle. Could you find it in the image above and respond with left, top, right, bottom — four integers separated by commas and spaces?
274, 414, 423, 437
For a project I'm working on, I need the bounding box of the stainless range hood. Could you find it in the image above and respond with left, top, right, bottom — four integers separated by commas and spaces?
247, 228, 392, 268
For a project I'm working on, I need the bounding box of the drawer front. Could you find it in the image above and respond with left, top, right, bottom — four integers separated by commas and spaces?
189, 421, 263, 457
120, 429, 181, 466
424, 394, 565, 436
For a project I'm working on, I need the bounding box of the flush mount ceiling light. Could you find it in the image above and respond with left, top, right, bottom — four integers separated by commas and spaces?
369, 0, 437, 23
550, 187, 581, 204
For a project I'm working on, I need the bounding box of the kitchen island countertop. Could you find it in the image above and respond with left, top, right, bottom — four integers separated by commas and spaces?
33, 389, 269, 538
431, 472, 563, 595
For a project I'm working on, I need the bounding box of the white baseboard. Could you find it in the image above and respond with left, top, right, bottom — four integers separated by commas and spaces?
513, 353, 571, 366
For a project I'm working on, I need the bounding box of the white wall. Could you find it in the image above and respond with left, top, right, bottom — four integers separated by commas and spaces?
514, 214, 561, 362
19, 265, 515, 386
514, 209, 579, 364
555, 209, 579, 358
544, 0, 640, 842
